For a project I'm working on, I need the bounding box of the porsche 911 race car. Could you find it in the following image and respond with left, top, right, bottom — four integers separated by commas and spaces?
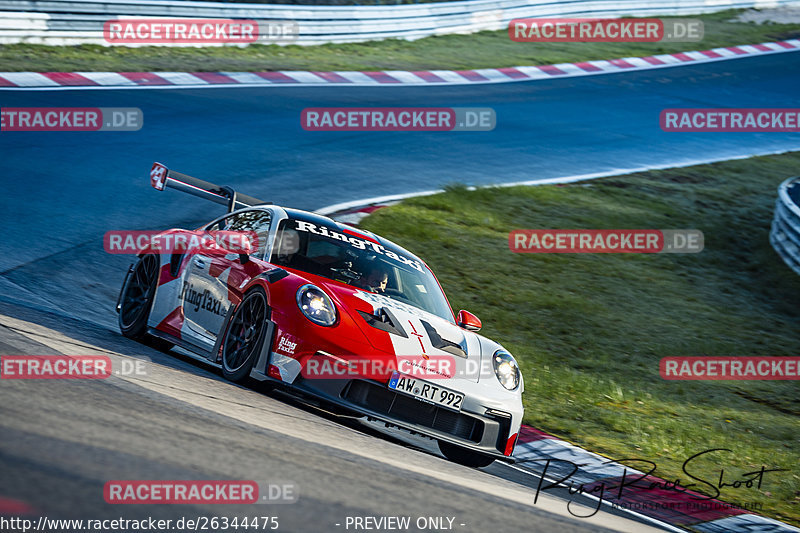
116, 163, 523, 467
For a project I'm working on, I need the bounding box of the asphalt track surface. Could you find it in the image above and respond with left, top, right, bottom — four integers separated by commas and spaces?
0, 301, 665, 533
1, 51, 799, 533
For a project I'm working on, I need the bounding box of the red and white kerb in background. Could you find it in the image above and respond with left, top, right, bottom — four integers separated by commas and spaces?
0, 39, 796, 88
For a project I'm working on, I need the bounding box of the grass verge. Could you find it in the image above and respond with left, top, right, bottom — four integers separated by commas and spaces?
2, 10, 799, 71
360, 152, 800, 527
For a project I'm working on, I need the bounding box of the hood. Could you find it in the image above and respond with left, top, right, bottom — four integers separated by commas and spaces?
320, 281, 484, 383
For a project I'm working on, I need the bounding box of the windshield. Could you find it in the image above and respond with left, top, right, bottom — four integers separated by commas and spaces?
271, 218, 454, 322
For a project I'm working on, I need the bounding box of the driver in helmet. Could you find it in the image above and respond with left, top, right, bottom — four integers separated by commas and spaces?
358, 265, 389, 293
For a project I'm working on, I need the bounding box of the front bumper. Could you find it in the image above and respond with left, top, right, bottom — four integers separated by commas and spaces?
290, 376, 517, 461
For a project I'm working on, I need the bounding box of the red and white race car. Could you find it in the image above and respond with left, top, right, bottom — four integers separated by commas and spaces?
117, 163, 523, 467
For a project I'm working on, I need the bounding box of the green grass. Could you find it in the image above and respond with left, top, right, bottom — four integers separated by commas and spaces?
359, 152, 800, 527
3, 10, 800, 71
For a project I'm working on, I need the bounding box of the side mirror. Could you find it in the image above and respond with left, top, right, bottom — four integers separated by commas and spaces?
457, 310, 482, 332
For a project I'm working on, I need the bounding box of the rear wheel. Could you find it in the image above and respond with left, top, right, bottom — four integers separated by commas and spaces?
222, 288, 269, 382
118, 255, 172, 350
438, 441, 495, 468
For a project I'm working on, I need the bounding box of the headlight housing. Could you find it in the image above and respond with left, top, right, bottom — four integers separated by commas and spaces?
493, 349, 520, 390
296, 284, 337, 327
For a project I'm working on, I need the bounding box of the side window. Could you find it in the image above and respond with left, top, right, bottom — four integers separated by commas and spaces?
226, 210, 272, 257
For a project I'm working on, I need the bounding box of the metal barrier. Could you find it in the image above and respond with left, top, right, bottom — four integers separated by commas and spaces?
2, 0, 800, 45
770, 176, 800, 276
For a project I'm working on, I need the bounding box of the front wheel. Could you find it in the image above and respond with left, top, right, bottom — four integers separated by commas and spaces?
118, 255, 174, 350
438, 441, 495, 468
119, 256, 157, 337
222, 288, 269, 382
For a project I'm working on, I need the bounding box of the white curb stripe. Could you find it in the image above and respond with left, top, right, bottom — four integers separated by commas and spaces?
383, 70, 430, 84
279, 71, 329, 84
0, 72, 60, 86
471, 68, 516, 82
331, 71, 379, 84
155, 72, 210, 85
219, 71, 269, 84
76, 72, 137, 86
709, 47, 739, 57
426, 69, 473, 83
547, 63, 588, 76
683, 50, 710, 61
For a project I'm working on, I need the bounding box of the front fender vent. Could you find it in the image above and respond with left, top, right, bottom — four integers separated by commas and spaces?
357, 307, 407, 338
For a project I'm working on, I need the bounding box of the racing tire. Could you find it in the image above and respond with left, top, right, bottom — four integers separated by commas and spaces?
118, 254, 172, 350
438, 441, 495, 468
222, 287, 269, 383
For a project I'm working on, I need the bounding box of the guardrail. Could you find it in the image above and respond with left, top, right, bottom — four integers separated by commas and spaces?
2, 0, 800, 46
770, 176, 800, 276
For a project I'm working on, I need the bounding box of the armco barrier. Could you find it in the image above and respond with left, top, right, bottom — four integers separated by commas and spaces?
1, 0, 800, 45
770, 176, 800, 276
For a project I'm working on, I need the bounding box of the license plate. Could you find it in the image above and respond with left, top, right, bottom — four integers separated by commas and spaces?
388, 372, 464, 411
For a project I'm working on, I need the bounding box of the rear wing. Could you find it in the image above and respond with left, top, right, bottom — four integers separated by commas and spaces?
149, 162, 268, 213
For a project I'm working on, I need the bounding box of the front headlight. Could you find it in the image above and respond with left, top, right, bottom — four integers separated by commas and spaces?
296, 284, 337, 327
493, 349, 520, 390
